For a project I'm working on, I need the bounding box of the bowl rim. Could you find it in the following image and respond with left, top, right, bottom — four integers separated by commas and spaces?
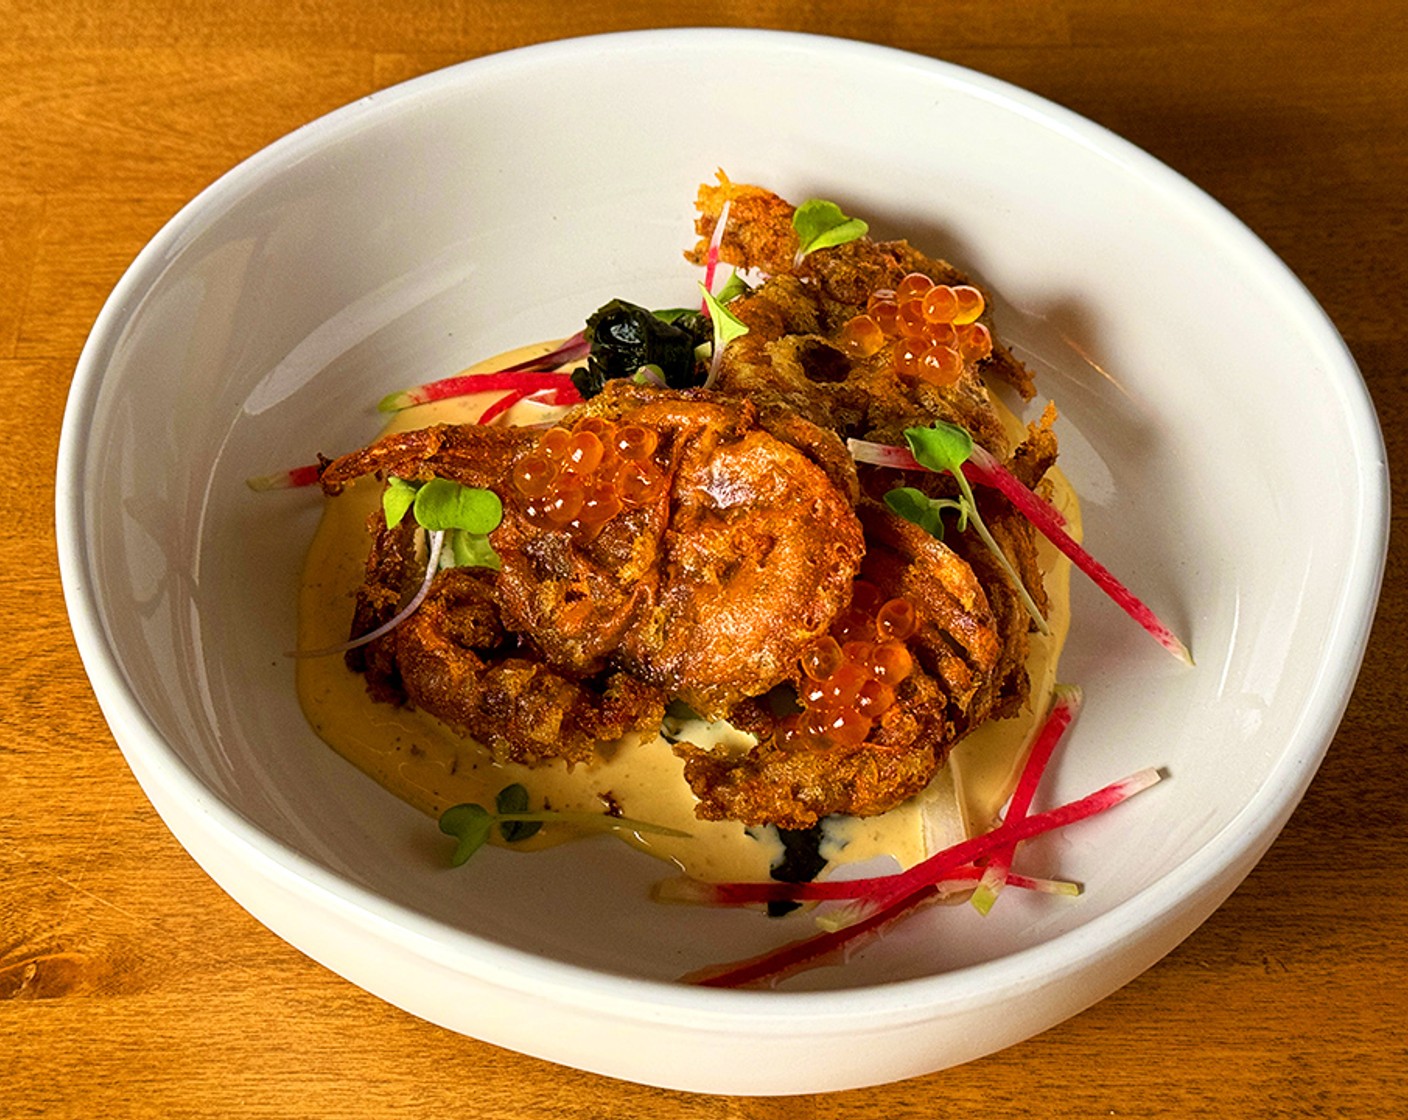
55, 27, 1390, 1026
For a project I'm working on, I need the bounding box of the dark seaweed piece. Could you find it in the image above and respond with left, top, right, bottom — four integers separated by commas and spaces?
767, 823, 828, 917
575, 299, 708, 398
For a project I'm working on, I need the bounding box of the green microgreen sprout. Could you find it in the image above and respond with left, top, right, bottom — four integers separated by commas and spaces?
382, 476, 419, 530
894, 421, 1051, 636
411, 478, 502, 534
791, 198, 869, 263
698, 282, 750, 354
384, 476, 503, 571
715, 270, 751, 304
439, 803, 495, 866
699, 281, 751, 389
494, 783, 542, 843
883, 486, 967, 540
437, 784, 692, 868
450, 531, 501, 571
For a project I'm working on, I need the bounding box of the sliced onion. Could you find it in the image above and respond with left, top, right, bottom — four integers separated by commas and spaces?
288, 529, 445, 658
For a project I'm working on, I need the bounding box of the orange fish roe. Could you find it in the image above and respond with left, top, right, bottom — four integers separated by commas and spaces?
839, 272, 991, 387
781, 580, 918, 750
875, 596, 919, 641
513, 418, 666, 539
867, 290, 900, 334
837, 313, 887, 358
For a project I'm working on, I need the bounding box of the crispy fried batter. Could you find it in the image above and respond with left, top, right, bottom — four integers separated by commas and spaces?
319, 423, 529, 495
344, 513, 419, 701
712, 261, 1014, 454
686, 169, 801, 277
395, 568, 665, 766
675, 504, 1005, 828
508, 383, 865, 713
322, 383, 866, 748
623, 410, 864, 716
1008, 401, 1061, 490
676, 681, 947, 830
332, 517, 664, 764
857, 504, 1004, 732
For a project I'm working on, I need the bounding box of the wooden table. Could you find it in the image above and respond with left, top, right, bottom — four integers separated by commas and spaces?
4, 3, 1404, 1116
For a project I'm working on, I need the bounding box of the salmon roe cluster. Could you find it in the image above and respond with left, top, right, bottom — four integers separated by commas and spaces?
510, 417, 666, 540
836, 272, 993, 387
781, 580, 919, 750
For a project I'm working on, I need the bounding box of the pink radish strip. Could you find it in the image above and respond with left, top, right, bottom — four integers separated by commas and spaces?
675, 693, 1083, 912
846, 437, 1191, 664
252, 343, 589, 490
700, 198, 732, 303
846, 437, 920, 471
479, 383, 585, 425
972, 684, 1082, 915
850, 440, 1069, 529
688, 770, 1159, 988
964, 443, 1066, 528
655, 863, 1071, 910
287, 530, 445, 659
689, 867, 1082, 989
378, 331, 588, 411
379, 370, 582, 413
653, 870, 978, 909
812, 868, 1076, 933
476, 388, 530, 426
974, 461, 1191, 663
245, 462, 322, 491
685, 881, 954, 989
816, 689, 1084, 925
683, 767, 1163, 906
501, 331, 588, 371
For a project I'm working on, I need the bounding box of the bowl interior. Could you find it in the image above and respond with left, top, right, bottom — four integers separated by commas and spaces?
67, 33, 1383, 989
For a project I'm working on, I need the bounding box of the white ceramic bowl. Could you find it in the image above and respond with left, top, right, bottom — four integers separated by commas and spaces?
57, 30, 1388, 1094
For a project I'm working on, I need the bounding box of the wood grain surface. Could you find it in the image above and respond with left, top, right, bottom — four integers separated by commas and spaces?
3, 3, 1405, 1117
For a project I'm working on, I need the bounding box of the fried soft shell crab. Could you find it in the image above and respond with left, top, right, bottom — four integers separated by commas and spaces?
317, 174, 1062, 831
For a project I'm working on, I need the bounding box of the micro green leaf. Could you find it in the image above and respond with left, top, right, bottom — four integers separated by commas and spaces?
792, 198, 869, 260
437, 790, 692, 865
412, 479, 503, 534
698, 282, 750, 357
848, 435, 1192, 661
884, 486, 965, 538
899, 421, 1050, 636
383, 477, 420, 529
903, 420, 974, 476
439, 803, 494, 867
450, 530, 501, 571
495, 783, 543, 843
715, 270, 751, 304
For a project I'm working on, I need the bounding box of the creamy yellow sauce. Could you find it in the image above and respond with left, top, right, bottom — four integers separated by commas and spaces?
296, 344, 1077, 882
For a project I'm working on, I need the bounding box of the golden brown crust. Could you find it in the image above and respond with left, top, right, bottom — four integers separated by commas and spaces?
395, 569, 665, 766
676, 699, 946, 830
321, 384, 868, 755
672, 502, 1007, 829
685, 169, 801, 276
318, 423, 530, 495
698, 215, 1028, 455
